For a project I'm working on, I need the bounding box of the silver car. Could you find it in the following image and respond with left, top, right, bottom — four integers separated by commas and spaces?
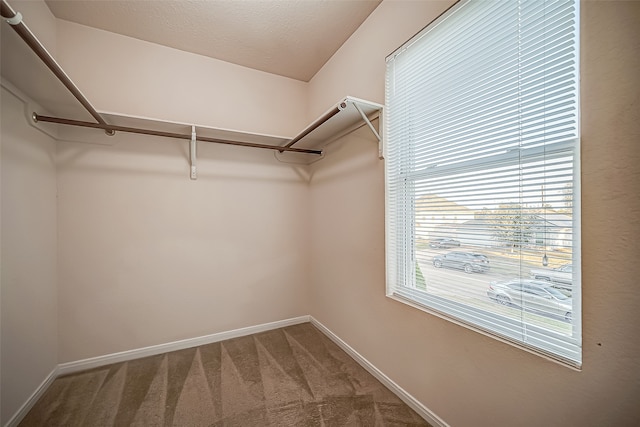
433, 251, 490, 273
487, 279, 572, 321
529, 263, 573, 289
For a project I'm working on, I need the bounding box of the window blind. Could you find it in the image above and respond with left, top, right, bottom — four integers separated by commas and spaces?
385, 0, 581, 366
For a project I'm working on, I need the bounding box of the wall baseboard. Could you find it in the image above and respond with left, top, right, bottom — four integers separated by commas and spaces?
8, 315, 446, 427
309, 316, 449, 427
5, 366, 59, 427
57, 315, 310, 376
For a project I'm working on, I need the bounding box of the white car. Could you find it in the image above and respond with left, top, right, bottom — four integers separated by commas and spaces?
529, 263, 573, 288
487, 279, 573, 322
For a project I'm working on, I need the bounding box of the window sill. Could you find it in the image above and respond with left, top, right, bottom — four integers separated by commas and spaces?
386, 290, 582, 371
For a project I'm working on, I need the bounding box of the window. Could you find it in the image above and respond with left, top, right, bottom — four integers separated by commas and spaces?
385, 0, 581, 366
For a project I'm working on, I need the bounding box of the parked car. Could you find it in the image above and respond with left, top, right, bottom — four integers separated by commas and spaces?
429, 238, 461, 249
529, 263, 573, 288
433, 251, 489, 273
487, 279, 573, 321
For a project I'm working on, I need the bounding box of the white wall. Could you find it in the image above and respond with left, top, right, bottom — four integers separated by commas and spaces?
55, 19, 308, 137
56, 132, 311, 362
32, 2, 313, 363
1, 0, 313, 418
50, 17, 314, 364
1, 0, 59, 424
1, 85, 58, 425
308, 1, 640, 426
307, 0, 455, 119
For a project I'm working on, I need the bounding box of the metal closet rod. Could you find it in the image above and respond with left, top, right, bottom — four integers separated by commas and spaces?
282, 101, 346, 150
34, 114, 323, 154
1, 0, 109, 129
2, 0, 321, 155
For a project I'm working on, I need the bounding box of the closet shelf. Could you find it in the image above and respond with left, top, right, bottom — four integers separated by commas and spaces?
2, 0, 384, 167
286, 96, 383, 151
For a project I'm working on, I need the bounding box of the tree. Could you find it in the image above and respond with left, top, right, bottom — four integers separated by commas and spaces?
415, 263, 426, 290
484, 204, 538, 250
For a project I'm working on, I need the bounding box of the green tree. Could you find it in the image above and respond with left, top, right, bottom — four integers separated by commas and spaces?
485, 204, 538, 250
415, 263, 426, 290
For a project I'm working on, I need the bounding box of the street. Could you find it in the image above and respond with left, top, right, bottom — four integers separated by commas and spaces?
417, 258, 512, 303
416, 255, 573, 333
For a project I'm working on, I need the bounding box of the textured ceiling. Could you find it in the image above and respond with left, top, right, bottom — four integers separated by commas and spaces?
44, 0, 381, 82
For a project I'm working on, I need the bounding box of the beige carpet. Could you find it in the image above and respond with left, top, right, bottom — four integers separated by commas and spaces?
20, 322, 430, 426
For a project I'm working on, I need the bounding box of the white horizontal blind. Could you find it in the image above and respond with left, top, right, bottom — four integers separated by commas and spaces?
385, 0, 581, 366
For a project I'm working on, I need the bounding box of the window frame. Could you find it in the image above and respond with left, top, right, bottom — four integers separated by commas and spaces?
384, 0, 582, 368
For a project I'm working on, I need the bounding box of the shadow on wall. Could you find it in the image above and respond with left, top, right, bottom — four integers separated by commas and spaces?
53, 130, 314, 184
308, 123, 382, 185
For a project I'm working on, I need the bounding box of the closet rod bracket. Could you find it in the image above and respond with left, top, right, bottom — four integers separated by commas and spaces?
4, 10, 20, 25
190, 125, 197, 180
352, 102, 383, 159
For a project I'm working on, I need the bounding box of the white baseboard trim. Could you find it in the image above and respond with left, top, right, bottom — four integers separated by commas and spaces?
9, 315, 447, 427
58, 315, 310, 376
5, 366, 59, 427
309, 316, 449, 427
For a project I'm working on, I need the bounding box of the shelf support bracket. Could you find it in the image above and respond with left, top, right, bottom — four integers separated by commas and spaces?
190, 125, 197, 180
352, 102, 383, 159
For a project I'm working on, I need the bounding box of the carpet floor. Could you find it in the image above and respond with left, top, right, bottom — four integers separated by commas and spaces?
19, 322, 431, 426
